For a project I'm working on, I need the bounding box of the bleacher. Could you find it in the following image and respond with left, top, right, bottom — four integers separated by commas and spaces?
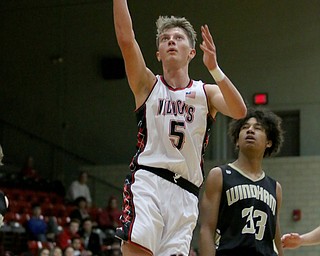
0, 186, 119, 256
0, 163, 124, 256
0, 186, 72, 255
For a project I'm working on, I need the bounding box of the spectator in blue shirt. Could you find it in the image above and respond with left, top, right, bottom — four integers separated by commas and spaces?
26, 204, 48, 242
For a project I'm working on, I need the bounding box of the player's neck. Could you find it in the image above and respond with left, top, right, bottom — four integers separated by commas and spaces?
163, 66, 190, 89
232, 156, 263, 178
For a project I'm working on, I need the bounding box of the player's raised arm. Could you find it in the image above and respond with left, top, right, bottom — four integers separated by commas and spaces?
200, 24, 246, 120
113, 0, 155, 107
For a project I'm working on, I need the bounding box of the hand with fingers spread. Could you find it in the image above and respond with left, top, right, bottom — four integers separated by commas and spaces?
200, 25, 218, 71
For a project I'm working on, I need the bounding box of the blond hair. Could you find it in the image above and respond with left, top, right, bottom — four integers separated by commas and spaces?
156, 16, 197, 49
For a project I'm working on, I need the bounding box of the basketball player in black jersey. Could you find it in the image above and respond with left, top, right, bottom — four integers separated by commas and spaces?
199, 107, 285, 256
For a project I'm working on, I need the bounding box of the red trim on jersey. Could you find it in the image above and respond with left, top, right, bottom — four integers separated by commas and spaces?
160, 75, 193, 91
128, 172, 136, 242
203, 83, 217, 121
119, 172, 153, 255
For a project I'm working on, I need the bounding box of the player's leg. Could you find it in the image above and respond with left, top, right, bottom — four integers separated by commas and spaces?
157, 181, 199, 256
121, 242, 153, 256
116, 170, 163, 255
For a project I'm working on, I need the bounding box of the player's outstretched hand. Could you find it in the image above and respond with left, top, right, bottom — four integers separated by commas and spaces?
281, 233, 302, 249
199, 24, 218, 71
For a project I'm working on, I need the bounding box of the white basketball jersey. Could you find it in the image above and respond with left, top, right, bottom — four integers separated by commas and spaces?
130, 75, 213, 187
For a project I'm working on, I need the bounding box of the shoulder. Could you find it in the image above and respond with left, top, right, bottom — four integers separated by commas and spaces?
207, 166, 223, 179
264, 174, 279, 189
204, 166, 223, 192
276, 181, 282, 196
203, 83, 220, 93
207, 164, 230, 178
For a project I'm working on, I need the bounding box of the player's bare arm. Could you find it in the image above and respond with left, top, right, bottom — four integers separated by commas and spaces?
275, 182, 284, 256
113, 0, 156, 108
282, 226, 320, 248
300, 227, 320, 246
199, 167, 223, 256
200, 24, 246, 119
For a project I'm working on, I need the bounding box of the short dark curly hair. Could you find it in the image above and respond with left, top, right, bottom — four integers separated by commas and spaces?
228, 107, 284, 157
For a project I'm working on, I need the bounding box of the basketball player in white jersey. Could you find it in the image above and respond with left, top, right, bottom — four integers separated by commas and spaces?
113, 1, 247, 255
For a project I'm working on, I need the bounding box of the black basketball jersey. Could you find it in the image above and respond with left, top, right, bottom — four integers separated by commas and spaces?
216, 164, 278, 256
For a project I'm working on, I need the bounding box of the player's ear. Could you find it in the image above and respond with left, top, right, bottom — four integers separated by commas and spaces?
189, 49, 196, 60
266, 140, 272, 148
156, 51, 161, 62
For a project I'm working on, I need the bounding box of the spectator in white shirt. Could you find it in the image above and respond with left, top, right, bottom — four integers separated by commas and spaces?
66, 171, 92, 207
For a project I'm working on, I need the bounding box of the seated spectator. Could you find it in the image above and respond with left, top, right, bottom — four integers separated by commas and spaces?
51, 246, 63, 256
71, 237, 85, 256
63, 246, 74, 256
79, 218, 101, 256
97, 196, 121, 231
66, 171, 92, 207
56, 218, 81, 250
69, 196, 90, 225
70, 236, 94, 256
26, 204, 48, 242
106, 240, 121, 256
46, 216, 60, 241
38, 248, 50, 256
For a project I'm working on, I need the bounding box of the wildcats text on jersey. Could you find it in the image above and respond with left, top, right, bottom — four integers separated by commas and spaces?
157, 98, 195, 122
226, 184, 276, 215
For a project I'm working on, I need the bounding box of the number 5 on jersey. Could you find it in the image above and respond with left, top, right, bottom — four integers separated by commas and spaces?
169, 120, 186, 150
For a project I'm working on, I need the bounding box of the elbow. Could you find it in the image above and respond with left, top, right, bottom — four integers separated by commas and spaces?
117, 34, 132, 48
233, 106, 247, 120
116, 38, 129, 49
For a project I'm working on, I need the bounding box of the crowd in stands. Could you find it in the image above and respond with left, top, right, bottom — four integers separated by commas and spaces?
1, 187, 122, 256
0, 149, 122, 256
0, 148, 200, 256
